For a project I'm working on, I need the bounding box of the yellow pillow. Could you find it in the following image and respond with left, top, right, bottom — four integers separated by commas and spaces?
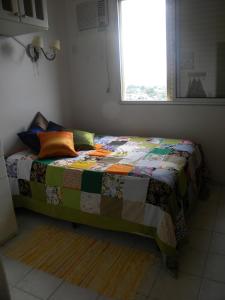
38, 131, 77, 159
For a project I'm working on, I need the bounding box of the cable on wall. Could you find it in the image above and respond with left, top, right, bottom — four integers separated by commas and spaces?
104, 27, 111, 93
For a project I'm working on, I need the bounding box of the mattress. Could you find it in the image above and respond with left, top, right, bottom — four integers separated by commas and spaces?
6, 135, 203, 258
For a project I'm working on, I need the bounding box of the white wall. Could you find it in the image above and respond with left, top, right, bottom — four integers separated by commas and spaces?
65, 0, 225, 184
0, 0, 72, 154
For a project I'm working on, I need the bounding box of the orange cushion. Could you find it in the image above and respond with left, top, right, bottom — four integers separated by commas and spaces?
38, 131, 77, 159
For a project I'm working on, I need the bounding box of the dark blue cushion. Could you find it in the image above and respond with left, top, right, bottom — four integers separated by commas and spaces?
29, 126, 43, 133
47, 121, 64, 131
18, 127, 44, 153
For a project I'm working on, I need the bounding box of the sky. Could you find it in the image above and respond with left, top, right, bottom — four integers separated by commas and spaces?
120, 0, 167, 88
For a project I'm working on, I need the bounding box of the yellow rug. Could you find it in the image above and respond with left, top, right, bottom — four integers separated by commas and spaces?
4, 225, 157, 300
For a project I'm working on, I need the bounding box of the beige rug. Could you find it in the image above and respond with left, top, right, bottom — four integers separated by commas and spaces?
4, 225, 158, 300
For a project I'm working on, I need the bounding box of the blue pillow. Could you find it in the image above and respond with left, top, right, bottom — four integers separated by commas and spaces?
47, 121, 64, 131
18, 127, 44, 153
29, 126, 43, 133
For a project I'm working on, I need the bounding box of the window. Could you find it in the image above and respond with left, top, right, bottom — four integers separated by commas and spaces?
119, 0, 170, 102
119, 0, 225, 105
176, 0, 225, 100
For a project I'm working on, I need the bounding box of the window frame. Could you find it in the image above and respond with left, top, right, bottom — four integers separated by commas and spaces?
118, 0, 225, 106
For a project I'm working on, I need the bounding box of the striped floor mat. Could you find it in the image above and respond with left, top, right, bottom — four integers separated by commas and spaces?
4, 225, 157, 300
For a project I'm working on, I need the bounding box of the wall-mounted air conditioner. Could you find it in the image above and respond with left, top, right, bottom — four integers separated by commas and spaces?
76, 0, 109, 31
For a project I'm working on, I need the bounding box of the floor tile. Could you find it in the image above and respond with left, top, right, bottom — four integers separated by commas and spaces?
135, 294, 148, 300
149, 271, 201, 300
16, 269, 63, 300
189, 211, 215, 231
214, 189, 225, 207
1, 256, 32, 285
210, 232, 225, 255
196, 194, 218, 215
130, 235, 160, 254
137, 260, 162, 296
16, 209, 54, 231
217, 197, 225, 208
76, 225, 108, 241
188, 186, 221, 231
98, 229, 137, 247
97, 296, 113, 300
199, 279, 225, 300
179, 246, 207, 276
98, 294, 147, 300
188, 229, 211, 252
214, 207, 225, 234
49, 281, 98, 300
204, 253, 225, 283
16, 209, 74, 234
10, 286, 40, 300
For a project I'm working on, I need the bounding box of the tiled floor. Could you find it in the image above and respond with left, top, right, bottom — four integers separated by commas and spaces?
0, 185, 225, 300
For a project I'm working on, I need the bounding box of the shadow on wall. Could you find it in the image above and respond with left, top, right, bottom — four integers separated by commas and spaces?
0, 39, 25, 63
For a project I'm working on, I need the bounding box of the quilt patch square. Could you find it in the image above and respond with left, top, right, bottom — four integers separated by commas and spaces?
18, 179, 32, 197
152, 169, 176, 187
9, 178, 19, 195
150, 148, 173, 156
130, 166, 154, 177
88, 149, 112, 157
80, 192, 101, 214
46, 166, 64, 187
81, 170, 103, 194
6, 159, 18, 178
143, 203, 163, 227
123, 176, 149, 203
50, 158, 78, 167
105, 164, 133, 175
46, 186, 62, 206
100, 196, 123, 218
122, 201, 145, 223
17, 159, 33, 181
30, 161, 47, 183
30, 182, 46, 202
146, 179, 172, 210
163, 139, 180, 145
63, 169, 82, 190
162, 156, 186, 171
68, 160, 97, 170
101, 173, 125, 199
62, 188, 80, 210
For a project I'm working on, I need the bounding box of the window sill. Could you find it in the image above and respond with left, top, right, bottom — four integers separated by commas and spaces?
120, 98, 225, 106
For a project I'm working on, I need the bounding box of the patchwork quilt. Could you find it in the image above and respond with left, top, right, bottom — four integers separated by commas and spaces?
6, 135, 202, 256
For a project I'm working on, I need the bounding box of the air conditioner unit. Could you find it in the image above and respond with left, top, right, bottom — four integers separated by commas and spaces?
76, 0, 109, 31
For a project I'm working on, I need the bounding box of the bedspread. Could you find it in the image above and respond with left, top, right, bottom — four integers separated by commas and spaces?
6, 135, 203, 256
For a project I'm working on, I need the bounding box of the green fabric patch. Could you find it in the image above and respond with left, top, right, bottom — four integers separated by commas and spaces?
35, 158, 58, 165
62, 188, 80, 210
45, 166, 64, 186
73, 130, 95, 150
163, 139, 180, 145
81, 170, 103, 194
30, 182, 46, 202
140, 142, 158, 149
150, 148, 173, 155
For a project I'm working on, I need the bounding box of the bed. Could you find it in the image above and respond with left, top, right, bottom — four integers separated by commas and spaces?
6, 135, 203, 274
